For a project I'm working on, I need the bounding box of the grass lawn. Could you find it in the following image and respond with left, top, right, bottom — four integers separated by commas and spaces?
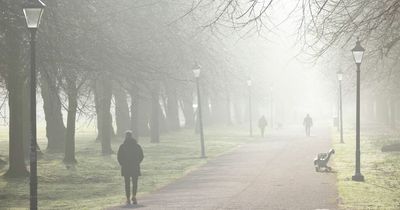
0, 126, 253, 210
333, 125, 400, 210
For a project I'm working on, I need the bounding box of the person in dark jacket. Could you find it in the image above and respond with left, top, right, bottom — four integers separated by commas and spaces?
258, 115, 268, 137
303, 114, 313, 136
117, 131, 144, 205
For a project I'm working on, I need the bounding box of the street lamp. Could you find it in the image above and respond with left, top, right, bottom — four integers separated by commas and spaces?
193, 63, 206, 158
337, 70, 344, 144
23, 0, 45, 209
247, 78, 253, 137
351, 38, 365, 182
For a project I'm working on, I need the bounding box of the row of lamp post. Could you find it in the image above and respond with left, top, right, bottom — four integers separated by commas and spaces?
194, 73, 262, 144
192, 66, 255, 157
338, 38, 365, 182
192, 66, 256, 157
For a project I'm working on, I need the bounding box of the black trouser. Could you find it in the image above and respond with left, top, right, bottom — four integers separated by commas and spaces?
124, 176, 138, 199
305, 126, 311, 136
260, 127, 265, 137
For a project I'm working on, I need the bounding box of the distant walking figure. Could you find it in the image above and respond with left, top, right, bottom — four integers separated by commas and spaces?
303, 114, 313, 136
117, 131, 144, 205
258, 115, 268, 137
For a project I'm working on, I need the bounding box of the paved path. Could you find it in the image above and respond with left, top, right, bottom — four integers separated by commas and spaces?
108, 125, 338, 210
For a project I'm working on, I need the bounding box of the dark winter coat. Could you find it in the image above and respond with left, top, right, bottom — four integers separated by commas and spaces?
117, 139, 144, 177
303, 116, 313, 127
258, 116, 268, 129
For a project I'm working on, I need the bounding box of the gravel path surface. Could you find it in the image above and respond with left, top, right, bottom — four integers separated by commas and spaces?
108, 125, 338, 210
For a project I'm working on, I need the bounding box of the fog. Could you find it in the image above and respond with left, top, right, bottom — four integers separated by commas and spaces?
1, 0, 399, 209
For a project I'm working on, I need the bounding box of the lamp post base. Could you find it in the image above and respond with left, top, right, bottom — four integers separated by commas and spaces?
352, 173, 365, 182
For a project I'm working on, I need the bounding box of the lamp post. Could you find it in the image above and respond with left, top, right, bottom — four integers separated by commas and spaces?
23, 1, 45, 209
247, 78, 253, 137
337, 70, 344, 143
193, 63, 206, 158
351, 38, 365, 182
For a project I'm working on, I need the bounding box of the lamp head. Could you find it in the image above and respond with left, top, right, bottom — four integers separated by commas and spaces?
337, 70, 343, 81
23, 0, 46, 29
351, 38, 365, 64
192, 62, 201, 78
247, 78, 252, 86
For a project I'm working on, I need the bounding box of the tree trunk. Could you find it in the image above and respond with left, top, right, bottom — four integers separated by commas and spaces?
22, 75, 31, 159
364, 99, 374, 121
159, 100, 168, 134
165, 84, 180, 130
97, 76, 113, 155
376, 96, 389, 123
94, 79, 115, 142
40, 69, 66, 152
210, 95, 231, 125
138, 96, 151, 137
201, 89, 211, 125
63, 77, 77, 164
128, 89, 139, 139
397, 100, 400, 124
113, 85, 130, 137
181, 90, 194, 128
233, 95, 243, 124
93, 80, 102, 141
22, 76, 43, 160
4, 25, 29, 178
5, 72, 29, 177
150, 87, 160, 143
226, 94, 232, 125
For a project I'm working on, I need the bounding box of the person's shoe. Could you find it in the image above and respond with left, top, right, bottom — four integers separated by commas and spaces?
126, 199, 131, 205
131, 197, 137, 205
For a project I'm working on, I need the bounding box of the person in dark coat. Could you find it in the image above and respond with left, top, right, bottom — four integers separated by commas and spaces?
258, 115, 268, 137
303, 114, 313, 136
117, 131, 144, 205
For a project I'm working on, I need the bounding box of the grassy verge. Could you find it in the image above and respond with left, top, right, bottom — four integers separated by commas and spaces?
333, 126, 400, 210
0, 126, 252, 210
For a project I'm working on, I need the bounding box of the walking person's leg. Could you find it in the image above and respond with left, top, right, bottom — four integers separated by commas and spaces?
124, 176, 131, 204
131, 176, 138, 204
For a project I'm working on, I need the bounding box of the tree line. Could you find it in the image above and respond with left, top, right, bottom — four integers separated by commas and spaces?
0, 0, 252, 178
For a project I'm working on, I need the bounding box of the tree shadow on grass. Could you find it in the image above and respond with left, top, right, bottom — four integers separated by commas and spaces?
365, 182, 398, 192
0, 177, 29, 209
